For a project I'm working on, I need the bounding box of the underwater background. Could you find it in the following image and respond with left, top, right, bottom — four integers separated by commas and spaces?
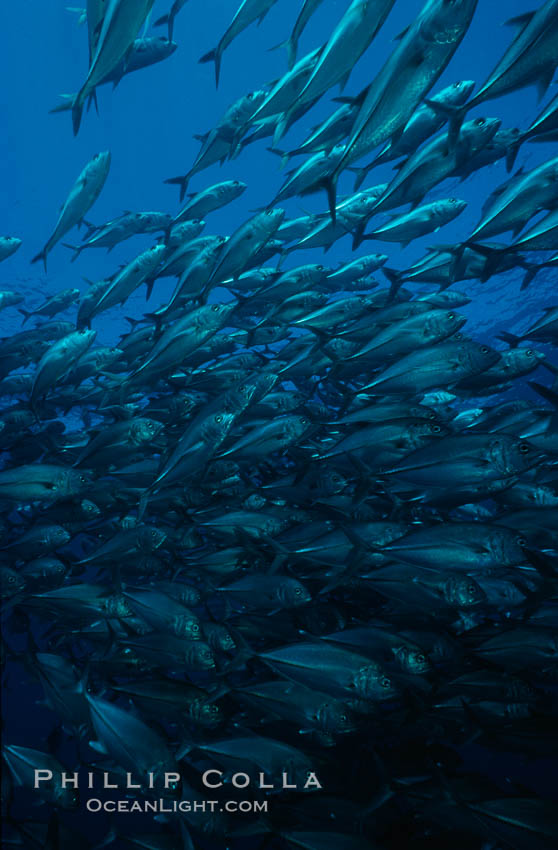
1, 1, 558, 849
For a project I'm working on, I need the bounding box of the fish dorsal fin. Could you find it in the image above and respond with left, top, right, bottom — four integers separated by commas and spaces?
393, 25, 410, 41
504, 11, 536, 31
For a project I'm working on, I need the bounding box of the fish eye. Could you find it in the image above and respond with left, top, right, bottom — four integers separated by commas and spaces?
417, 654, 425, 663
233, 180, 240, 185
519, 442, 530, 454
79, 475, 88, 484
448, 312, 455, 319
317, 265, 324, 271
432, 424, 442, 433
526, 349, 534, 356
300, 417, 308, 425
212, 304, 219, 311
475, 118, 486, 126
517, 536, 527, 547
151, 531, 158, 539
8, 575, 16, 584
381, 677, 391, 689
215, 415, 223, 423
192, 623, 200, 632
481, 345, 489, 353
294, 586, 303, 595
453, 82, 462, 88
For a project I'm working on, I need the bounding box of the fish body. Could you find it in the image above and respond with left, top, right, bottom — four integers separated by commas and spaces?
365, 198, 467, 247
72, 0, 155, 133
328, 0, 479, 210
361, 340, 500, 394
32, 152, 111, 269
0, 237, 22, 262
31, 330, 97, 404
199, 0, 279, 87
470, 155, 558, 240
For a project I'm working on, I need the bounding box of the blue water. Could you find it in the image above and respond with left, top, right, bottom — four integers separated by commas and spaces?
1, 0, 556, 348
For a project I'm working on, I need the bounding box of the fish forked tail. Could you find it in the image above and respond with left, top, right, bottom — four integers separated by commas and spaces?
154, 11, 175, 41
352, 221, 369, 250
505, 132, 526, 173
49, 93, 76, 114
321, 171, 339, 224
268, 36, 297, 71
62, 242, 82, 263
382, 267, 403, 298
199, 46, 222, 89
30, 248, 48, 272
272, 113, 290, 149
424, 99, 469, 147
497, 331, 522, 348
71, 84, 89, 135
266, 146, 291, 170
348, 162, 374, 192
164, 174, 190, 202
18, 307, 33, 324
520, 263, 540, 291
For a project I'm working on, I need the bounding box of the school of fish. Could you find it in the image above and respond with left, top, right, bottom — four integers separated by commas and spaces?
1, 0, 558, 848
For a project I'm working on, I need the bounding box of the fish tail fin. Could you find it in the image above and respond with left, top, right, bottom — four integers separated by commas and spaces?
497, 331, 522, 348
267, 146, 290, 170
272, 113, 289, 148
164, 174, 189, 202
18, 307, 32, 324
425, 99, 468, 147
71, 88, 87, 136
62, 242, 81, 262
49, 93, 76, 114
144, 311, 166, 333
348, 163, 371, 191
351, 222, 367, 250
88, 89, 99, 115
321, 172, 339, 223
457, 240, 504, 282
31, 248, 48, 271
124, 315, 142, 330
268, 36, 296, 70
382, 267, 402, 296
529, 380, 558, 408
506, 135, 524, 173
199, 46, 222, 88
445, 241, 471, 284
154, 12, 174, 40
